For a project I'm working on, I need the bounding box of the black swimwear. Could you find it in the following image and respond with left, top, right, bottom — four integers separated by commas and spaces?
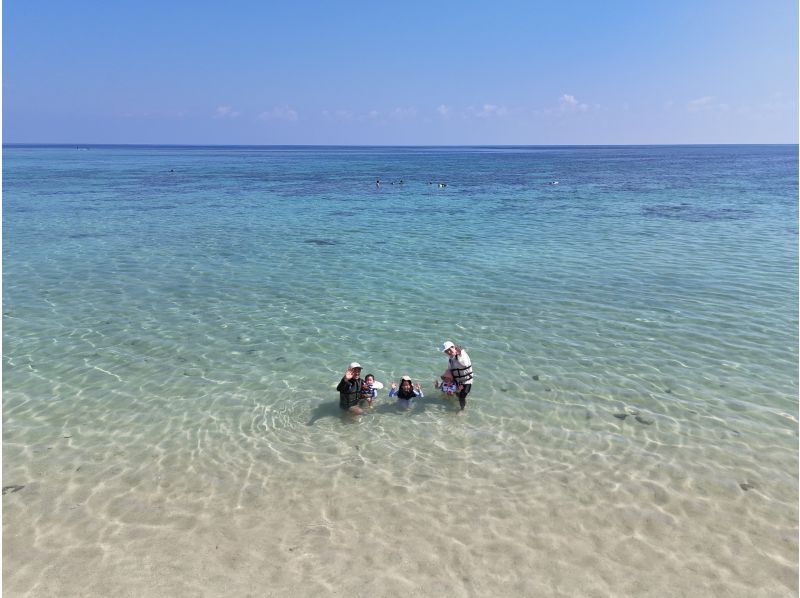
457, 384, 471, 410
337, 377, 363, 410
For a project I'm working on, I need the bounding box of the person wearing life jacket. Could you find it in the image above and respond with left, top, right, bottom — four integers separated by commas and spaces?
359, 373, 380, 407
441, 341, 473, 411
337, 362, 365, 414
434, 371, 458, 396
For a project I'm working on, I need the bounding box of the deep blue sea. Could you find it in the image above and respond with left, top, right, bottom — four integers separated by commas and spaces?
3, 145, 798, 597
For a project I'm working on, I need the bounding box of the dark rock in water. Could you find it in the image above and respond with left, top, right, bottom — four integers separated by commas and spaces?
532, 375, 540, 381
69, 232, 104, 240
642, 204, 752, 223
544, 388, 551, 392
138, 204, 177, 212
613, 413, 628, 420
740, 482, 755, 491
635, 415, 654, 425
3, 485, 24, 495
305, 239, 339, 246
665, 388, 672, 394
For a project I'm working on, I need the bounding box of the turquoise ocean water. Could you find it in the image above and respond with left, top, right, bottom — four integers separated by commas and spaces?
3, 145, 798, 596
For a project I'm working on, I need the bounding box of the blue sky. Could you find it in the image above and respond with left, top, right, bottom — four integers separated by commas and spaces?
4, 0, 798, 145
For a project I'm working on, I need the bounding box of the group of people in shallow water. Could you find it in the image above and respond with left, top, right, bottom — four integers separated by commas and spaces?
336, 341, 473, 415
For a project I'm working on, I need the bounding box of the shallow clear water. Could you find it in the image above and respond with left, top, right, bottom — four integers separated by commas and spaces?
3, 145, 798, 596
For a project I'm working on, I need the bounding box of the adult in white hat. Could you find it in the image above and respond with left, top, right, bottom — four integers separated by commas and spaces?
336, 362, 365, 414
441, 341, 473, 411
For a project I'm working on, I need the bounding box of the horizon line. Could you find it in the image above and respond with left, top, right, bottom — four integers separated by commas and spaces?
4, 142, 798, 149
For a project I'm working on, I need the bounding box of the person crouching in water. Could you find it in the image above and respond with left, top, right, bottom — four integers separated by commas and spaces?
442, 341, 473, 411
337, 362, 366, 415
389, 375, 424, 409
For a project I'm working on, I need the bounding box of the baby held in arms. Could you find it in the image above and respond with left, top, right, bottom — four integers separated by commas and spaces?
434, 372, 458, 396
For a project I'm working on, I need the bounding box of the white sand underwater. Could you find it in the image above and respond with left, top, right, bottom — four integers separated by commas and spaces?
4, 388, 797, 597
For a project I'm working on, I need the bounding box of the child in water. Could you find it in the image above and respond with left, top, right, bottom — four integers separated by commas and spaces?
359, 373, 381, 408
389, 376, 424, 409
434, 372, 458, 396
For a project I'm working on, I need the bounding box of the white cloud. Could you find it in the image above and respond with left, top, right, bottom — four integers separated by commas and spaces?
391, 107, 417, 119
762, 92, 795, 113
477, 104, 508, 118
215, 106, 240, 119
686, 96, 735, 114
461, 104, 509, 118
687, 96, 714, 112
559, 94, 588, 112
322, 107, 416, 122
259, 105, 298, 121
322, 109, 356, 121
437, 104, 451, 118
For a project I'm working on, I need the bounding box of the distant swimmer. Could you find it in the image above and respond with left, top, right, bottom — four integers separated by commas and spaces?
376, 179, 381, 187
438, 182, 447, 188
548, 181, 559, 185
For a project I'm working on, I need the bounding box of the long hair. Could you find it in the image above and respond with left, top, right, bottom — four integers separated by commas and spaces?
397, 379, 416, 399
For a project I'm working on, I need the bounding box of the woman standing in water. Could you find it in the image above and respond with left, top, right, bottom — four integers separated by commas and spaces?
441, 341, 473, 411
